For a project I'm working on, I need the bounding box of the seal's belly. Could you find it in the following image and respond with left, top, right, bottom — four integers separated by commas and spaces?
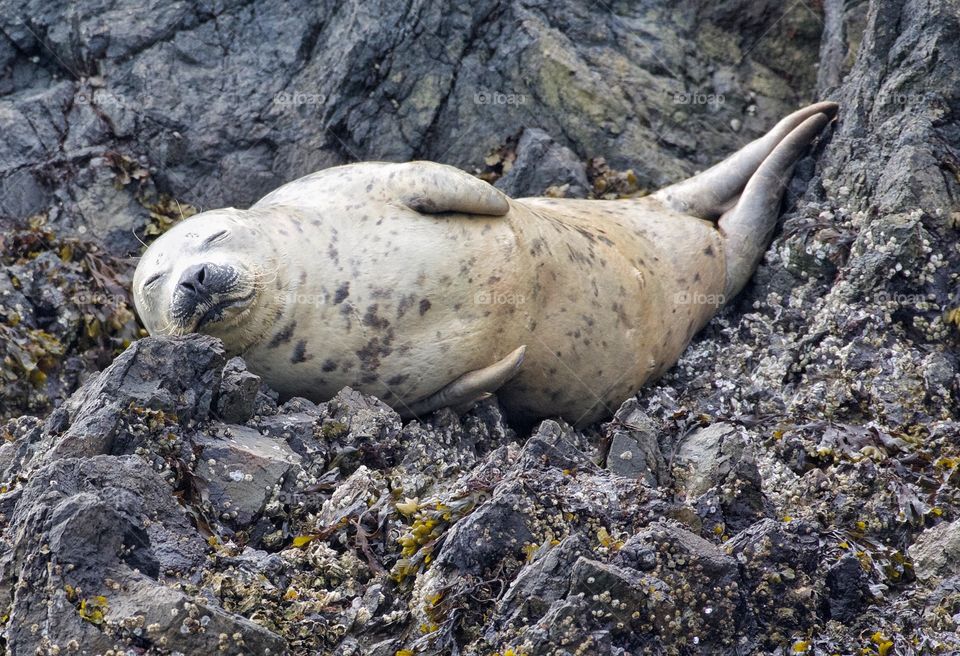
241, 194, 725, 426
240, 206, 526, 410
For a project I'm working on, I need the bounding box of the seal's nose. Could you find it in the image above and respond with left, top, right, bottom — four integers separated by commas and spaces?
178, 263, 211, 297
171, 263, 237, 326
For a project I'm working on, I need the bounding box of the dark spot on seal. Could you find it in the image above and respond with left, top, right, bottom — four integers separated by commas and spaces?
397, 294, 415, 319
334, 282, 350, 304
694, 272, 701, 282
356, 334, 394, 373
291, 340, 313, 363
386, 373, 408, 386
321, 358, 338, 372
704, 245, 715, 257
613, 301, 631, 326
366, 182, 373, 192
363, 304, 390, 330
299, 271, 307, 285
419, 299, 431, 316
268, 321, 297, 348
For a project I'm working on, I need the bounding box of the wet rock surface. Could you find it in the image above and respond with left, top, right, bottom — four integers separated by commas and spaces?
2, 0, 960, 654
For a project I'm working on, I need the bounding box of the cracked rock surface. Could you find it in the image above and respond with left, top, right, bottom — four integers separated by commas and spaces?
3, 0, 960, 654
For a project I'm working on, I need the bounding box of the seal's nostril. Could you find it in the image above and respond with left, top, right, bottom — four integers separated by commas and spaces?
179, 263, 211, 296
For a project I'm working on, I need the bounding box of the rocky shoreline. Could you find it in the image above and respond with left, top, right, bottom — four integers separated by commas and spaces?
3, 0, 960, 653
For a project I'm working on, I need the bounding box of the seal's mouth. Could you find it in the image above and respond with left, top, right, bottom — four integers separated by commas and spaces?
193, 290, 257, 331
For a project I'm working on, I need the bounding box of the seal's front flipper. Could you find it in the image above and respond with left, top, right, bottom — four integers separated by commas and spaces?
390, 161, 511, 216
399, 346, 526, 419
653, 102, 838, 221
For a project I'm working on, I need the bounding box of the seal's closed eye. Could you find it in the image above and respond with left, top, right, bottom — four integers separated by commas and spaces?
202, 230, 229, 247
144, 272, 165, 288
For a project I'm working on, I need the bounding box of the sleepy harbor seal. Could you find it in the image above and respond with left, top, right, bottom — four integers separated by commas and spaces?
133, 102, 837, 426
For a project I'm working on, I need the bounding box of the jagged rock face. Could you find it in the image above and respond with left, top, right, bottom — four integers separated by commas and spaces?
2, 0, 960, 654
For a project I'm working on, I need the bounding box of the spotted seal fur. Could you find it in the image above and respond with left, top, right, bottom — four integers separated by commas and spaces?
133, 102, 837, 426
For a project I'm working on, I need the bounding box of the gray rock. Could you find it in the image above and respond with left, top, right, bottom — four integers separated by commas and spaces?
2, 0, 960, 652
604, 398, 664, 486
194, 425, 300, 527
494, 128, 590, 198
674, 423, 748, 497
908, 520, 960, 582
216, 356, 263, 424
825, 552, 872, 622
46, 335, 226, 461
673, 422, 769, 533
0, 455, 285, 655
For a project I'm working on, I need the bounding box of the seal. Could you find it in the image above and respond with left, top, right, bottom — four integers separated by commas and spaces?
133, 102, 837, 426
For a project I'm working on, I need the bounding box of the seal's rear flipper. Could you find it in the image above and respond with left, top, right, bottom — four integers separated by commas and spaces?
653, 102, 838, 221
392, 161, 511, 216
719, 112, 834, 298
399, 345, 526, 419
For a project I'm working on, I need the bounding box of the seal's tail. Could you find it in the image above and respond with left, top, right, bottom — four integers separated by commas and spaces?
654, 102, 837, 298
653, 102, 838, 222
717, 110, 834, 297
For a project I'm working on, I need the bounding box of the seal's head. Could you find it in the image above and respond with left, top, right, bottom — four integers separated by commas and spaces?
133, 209, 276, 350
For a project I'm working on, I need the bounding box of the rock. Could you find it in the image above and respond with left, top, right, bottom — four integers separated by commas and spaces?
604, 398, 664, 486
909, 520, 960, 582
672, 422, 769, 534
495, 533, 591, 625
0, 455, 285, 655
46, 335, 226, 461
494, 128, 590, 198
193, 425, 300, 527
3, 0, 960, 652
825, 552, 872, 622
725, 519, 822, 644
216, 356, 263, 424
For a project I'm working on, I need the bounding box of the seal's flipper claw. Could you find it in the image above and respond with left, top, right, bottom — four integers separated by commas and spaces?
399, 346, 526, 419
653, 102, 838, 221
393, 161, 511, 216
451, 392, 494, 415
720, 112, 834, 298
